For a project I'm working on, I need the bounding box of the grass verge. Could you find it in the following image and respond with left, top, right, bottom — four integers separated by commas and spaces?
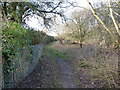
44, 46, 69, 60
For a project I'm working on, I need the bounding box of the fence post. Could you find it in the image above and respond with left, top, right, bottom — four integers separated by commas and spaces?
118, 36, 120, 87
0, 13, 4, 89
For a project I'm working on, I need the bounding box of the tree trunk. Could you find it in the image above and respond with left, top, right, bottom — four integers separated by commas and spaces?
80, 43, 82, 48
10, 2, 17, 22
3, 2, 7, 16
79, 39, 82, 48
18, 3, 25, 23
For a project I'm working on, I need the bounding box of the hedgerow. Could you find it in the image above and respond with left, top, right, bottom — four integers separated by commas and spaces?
2, 21, 55, 75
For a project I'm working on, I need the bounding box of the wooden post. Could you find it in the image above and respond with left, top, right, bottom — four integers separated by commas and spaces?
0, 12, 4, 89
118, 36, 120, 86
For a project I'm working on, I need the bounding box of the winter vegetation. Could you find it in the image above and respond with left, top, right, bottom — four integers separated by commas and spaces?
0, 0, 120, 88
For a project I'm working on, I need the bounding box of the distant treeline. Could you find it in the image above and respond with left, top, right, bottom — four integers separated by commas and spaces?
28, 30, 55, 45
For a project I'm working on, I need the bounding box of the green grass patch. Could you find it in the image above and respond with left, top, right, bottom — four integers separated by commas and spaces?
39, 57, 44, 62
79, 62, 92, 68
54, 80, 62, 88
44, 46, 69, 60
74, 78, 81, 84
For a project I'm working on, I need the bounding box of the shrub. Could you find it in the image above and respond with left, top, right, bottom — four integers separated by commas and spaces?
2, 21, 32, 74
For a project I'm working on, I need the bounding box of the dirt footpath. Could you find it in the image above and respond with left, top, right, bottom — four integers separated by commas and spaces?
56, 56, 77, 88
17, 46, 79, 88
17, 42, 117, 88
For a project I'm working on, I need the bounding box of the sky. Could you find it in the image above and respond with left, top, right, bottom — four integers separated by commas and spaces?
26, 0, 118, 36
26, 15, 44, 30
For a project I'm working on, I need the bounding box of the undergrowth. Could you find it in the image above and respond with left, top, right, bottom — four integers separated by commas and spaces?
51, 42, 119, 88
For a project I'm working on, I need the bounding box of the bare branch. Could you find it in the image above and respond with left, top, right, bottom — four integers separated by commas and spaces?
108, 0, 120, 36
86, 0, 113, 37
113, 10, 120, 17
68, 2, 90, 11
50, 2, 62, 12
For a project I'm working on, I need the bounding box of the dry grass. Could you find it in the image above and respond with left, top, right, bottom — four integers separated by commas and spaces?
51, 41, 119, 88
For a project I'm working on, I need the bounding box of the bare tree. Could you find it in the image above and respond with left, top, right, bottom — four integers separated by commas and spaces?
62, 11, 90, 47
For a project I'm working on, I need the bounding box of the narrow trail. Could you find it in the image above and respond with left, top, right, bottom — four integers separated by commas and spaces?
56, 56, 77, 88
17, 46, 78, 88
16, 43, 107, 88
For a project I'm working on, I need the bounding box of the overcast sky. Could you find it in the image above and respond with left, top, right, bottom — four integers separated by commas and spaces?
26, 0, 118, 36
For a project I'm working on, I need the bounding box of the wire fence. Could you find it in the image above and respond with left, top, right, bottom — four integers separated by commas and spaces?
3, 44, 43, 88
